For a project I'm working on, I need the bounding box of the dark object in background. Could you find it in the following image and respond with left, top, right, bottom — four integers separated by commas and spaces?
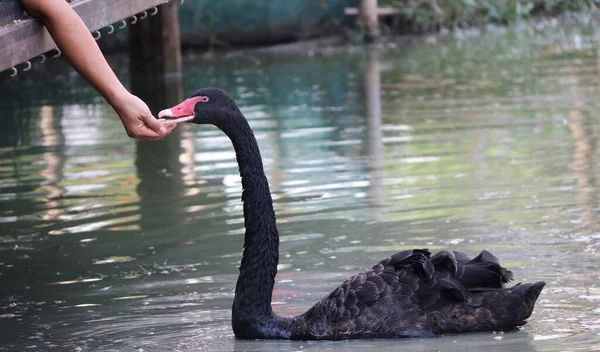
179, 0, 358, 47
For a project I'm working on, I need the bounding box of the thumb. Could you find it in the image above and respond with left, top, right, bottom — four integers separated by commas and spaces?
143, 113, 167, 135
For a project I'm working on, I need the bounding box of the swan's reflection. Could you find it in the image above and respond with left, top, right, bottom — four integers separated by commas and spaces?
232, 330, 539, 352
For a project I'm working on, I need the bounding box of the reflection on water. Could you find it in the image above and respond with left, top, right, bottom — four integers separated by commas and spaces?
2, 23, 600, 351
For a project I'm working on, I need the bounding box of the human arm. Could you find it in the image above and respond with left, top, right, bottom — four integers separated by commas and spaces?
21, 0, 176, 140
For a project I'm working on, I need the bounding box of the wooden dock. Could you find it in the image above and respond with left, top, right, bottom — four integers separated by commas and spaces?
0, 0, 170, 74
0, 0, 399, 76
345, 0, 404, 42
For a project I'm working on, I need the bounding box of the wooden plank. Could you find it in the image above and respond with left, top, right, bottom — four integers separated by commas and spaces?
0, 0, 168, 73
344, 7, 402, 16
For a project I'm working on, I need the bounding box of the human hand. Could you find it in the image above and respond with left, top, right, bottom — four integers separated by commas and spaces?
113, 93, 177, 140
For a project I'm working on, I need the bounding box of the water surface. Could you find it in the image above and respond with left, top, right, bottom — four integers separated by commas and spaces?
1, 23, 600, 351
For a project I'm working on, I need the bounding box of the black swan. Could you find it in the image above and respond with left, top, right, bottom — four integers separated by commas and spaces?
158, 88, 545, 340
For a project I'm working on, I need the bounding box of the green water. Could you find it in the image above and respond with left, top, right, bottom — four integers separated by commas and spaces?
1, 23, 600, 351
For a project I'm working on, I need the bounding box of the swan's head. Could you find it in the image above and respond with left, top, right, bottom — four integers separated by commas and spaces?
158, 88, 236, 126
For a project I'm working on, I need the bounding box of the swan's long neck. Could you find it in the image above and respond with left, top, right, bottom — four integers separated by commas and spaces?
221, 111, 280, 326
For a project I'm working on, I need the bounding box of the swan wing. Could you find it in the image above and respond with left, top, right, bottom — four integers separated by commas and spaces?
297, 249, 440, 338
293, 249, 542, 339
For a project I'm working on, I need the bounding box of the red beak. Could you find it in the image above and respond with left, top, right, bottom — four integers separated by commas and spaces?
158, 96, 206, 123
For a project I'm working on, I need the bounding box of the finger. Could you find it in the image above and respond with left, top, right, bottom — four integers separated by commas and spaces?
157, 120, 177, 135
139, 122, 176, 140
137, 132, 162, 141
130, 133, 160, 141
142, 114, 167, 135
162, 122, 177, 134
129, 124, 162, 140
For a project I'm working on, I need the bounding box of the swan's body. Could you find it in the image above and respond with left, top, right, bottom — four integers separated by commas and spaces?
159, 88, 545, 340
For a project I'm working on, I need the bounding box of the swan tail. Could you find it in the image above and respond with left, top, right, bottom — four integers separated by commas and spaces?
429, 281, 545, 334
450, 250, 514, 289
